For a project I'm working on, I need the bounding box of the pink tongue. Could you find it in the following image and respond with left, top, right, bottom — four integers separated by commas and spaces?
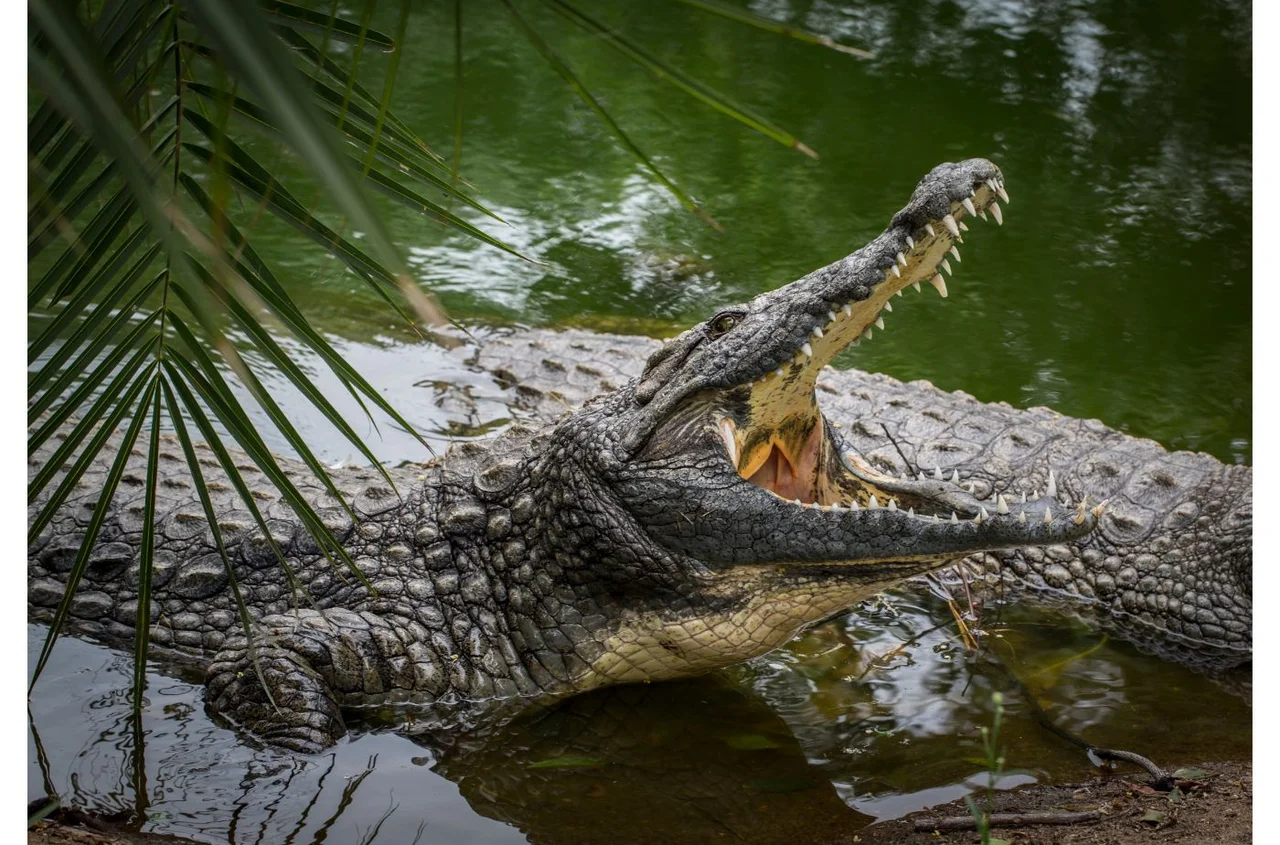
747, 429, 823, 504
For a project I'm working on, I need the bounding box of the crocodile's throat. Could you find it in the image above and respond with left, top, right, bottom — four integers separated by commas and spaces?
718, 178, 1026, 521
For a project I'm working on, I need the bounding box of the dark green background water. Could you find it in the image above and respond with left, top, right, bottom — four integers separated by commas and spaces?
246, 0, 1251, 463
29, 1, 1252, 842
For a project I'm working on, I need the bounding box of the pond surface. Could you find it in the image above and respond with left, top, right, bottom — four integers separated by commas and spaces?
29, 0, 1250, 842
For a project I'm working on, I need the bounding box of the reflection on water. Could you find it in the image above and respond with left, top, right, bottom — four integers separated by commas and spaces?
205, 0, 1251, 461
28, 587, 1249, 844
28, 0, 1250, 841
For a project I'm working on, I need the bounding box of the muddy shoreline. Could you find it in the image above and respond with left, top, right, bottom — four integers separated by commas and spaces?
29, 760, 1251, 844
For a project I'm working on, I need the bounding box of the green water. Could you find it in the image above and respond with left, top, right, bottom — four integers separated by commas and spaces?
29, 1, 1251, 842
244, 0, 1251, 463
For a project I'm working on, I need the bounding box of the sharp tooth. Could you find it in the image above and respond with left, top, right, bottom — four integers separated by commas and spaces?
1020, 491, 1027, 504
809, 502, 820, 509
828, 311, 837, 323
943, 214, 960, 237
906, 236, 915, 249
775, 368, 785, 378
966, 482, 976, 494
909, 507, 915, 517
990, 201, 1003, 225
801, 342, 813, 357
1047, 469, 1057, 499
1074, 501, 1087, 525
934, 466, 943, 480
941, 259, 952, 275
897, 252, 907, 267
874, 316, 885, 330
925, 223, 936, 237
849, 500, 860, 510
1092, 498, 1111, 518
951, 470, 960, 484
911, 281, 922, 293
883, 300, 893, 312
869, 495, 880, 509
813, 326, 824, 339
1018, 511, 1027, 524
842, 303, 853, 316
891, 264, 901, 278
863, 327, 873, 340
962, 197, 977, 216
930, 274, 948, 297
793, 498, 802, 505
933, 514, 940, 523
991, 179, 1010, 204
949, 245, 961, 262
950, 512, 959, 524
888, 498, 897, 511
958, 220, 969, 232
1043, 506, 1053, 524
996, 495, 1009, 514
976, 507, 989, 523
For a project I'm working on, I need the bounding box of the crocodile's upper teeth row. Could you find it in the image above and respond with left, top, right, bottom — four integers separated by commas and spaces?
759, 178, 1008, 379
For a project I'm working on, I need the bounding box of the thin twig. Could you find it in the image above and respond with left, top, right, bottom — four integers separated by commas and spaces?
913, 810, 1102, 832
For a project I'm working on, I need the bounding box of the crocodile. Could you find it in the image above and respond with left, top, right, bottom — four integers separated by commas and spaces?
29, 159, 1238, 754
467, 327, 1253, 673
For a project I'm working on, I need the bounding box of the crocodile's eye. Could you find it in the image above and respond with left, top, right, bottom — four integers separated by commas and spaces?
708, 312, 741, 338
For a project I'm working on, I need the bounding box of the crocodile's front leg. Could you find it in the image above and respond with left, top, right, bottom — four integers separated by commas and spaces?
205, 609, 393, 752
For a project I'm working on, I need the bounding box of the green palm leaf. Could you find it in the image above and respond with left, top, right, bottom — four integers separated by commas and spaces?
28, 0, 865, 726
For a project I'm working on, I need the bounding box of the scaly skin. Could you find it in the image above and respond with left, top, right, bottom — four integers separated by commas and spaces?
29, 160, 1114, 751
471, 328, 1252, 668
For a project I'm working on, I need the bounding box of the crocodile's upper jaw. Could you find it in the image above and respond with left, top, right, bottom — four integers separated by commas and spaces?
615, 159, 1103, 572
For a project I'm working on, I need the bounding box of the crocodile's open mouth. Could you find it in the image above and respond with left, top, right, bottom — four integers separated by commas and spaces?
713, 175, 1091, 527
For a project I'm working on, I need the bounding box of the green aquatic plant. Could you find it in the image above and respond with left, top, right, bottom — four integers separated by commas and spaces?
964, 691, 1010, 845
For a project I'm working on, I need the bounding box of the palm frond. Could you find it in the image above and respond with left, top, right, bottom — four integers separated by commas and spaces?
28, 0, 868, 722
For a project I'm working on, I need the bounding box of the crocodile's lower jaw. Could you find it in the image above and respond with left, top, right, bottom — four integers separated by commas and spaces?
718, 179, 1013, 516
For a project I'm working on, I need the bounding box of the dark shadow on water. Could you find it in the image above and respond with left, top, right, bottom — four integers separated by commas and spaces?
403, 679, 876, 845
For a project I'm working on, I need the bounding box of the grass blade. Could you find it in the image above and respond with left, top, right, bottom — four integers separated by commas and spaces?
169, 289, 368, 520
29, 126, 176, 262
501, 0, 721, 230
451, 0, 464, 182
180, 174, 433, 452
28, 185, 136, 307
261, 0, 395, 50
28, 353, 157, 524
667, 0, 874, 58
273, 26, 444, 165
132, 387, 163, 707
183, 0, 444, 328
30, 377, 158, 693
182, 85, 502, 222
160, 377, 283, 706
162, 367, 309, 605
29, 304, 162, 445
187, 259, 400, 492
359, 0, 412, 177
30, 231, 157, 364
181, 139, 422, 327
29, 247, 163, 398
545, 0, 816, 158
165, 316, 364, 578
